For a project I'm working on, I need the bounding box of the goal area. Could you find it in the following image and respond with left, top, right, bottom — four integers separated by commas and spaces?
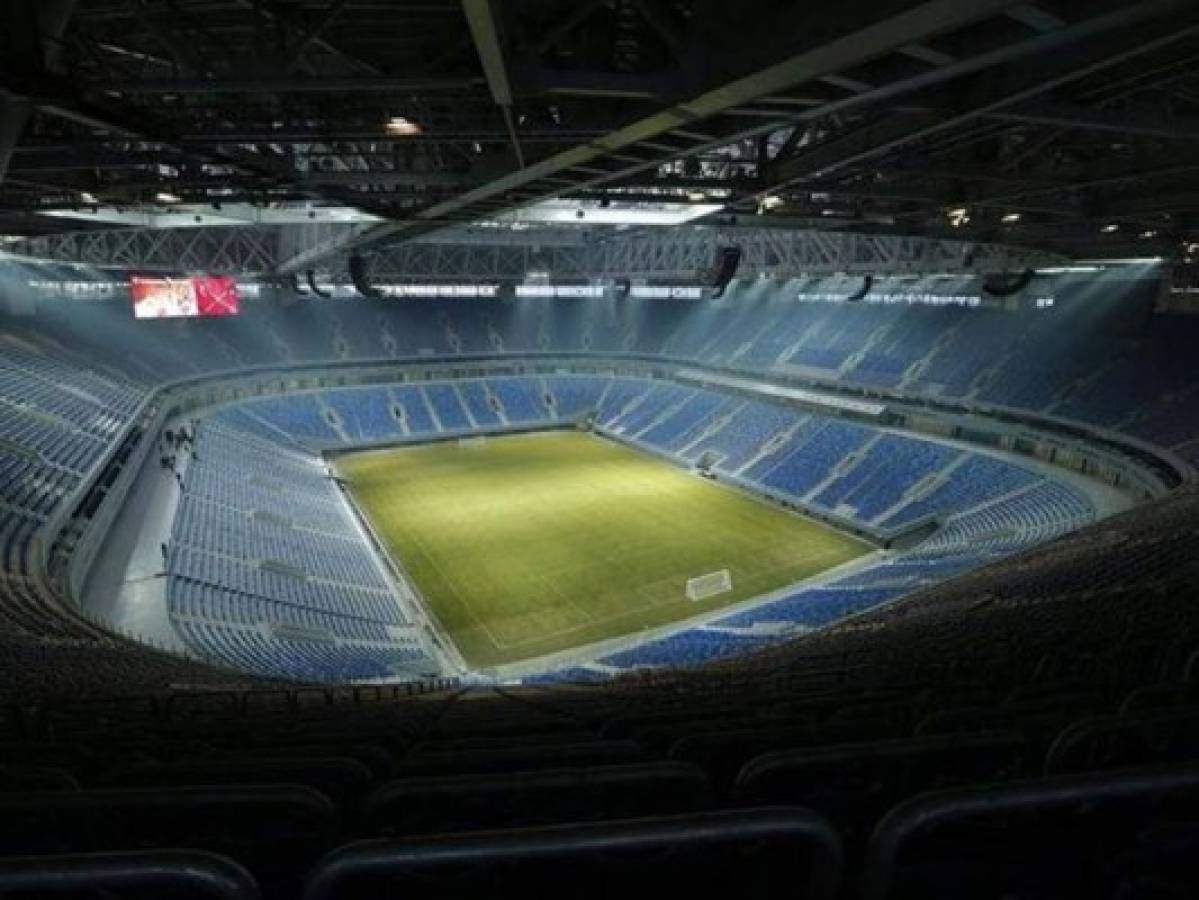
686, 569, 733, 602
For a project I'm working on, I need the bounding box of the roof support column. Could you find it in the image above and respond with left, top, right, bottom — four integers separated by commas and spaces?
462, 0, 524, 168
0, 97, 32, 188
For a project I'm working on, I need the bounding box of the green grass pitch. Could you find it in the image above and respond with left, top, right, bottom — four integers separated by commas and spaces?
335, 431, 870, 668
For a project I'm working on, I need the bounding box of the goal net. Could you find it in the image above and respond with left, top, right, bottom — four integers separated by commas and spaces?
686, 569, 733, 602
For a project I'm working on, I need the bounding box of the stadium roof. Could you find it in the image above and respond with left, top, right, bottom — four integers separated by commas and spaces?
1, 0, 1197, 270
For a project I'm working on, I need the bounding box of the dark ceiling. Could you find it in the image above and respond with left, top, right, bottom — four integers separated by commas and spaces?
2, 0, 1199, 262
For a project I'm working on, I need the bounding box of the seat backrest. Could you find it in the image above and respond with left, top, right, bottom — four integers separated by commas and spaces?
734, 732, 1027, 829
0, 784, 336, 858
0, 765, 79, 792
362, 761, 712, 835
101, 755, 375, 804
389, 739, 645, 777
1045, 708, 1199, 774
304, 807, 841, 900
670, 719, 901, 793
862, 762, 1199, 900
0, 849, 260, 900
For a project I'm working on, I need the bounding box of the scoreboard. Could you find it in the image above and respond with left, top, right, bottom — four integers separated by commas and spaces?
131, 275, 239, 319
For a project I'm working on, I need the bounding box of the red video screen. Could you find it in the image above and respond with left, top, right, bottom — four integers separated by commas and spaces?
131, 275, 240, 319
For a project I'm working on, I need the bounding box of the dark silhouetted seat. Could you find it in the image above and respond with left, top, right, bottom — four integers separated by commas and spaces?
0, 785, 335, 897
101, 756, 374, 804
670, 719, 902, 792
1046, 708, 1199, 774
362, 762, 712, 835
304, 808, 841, 900
0, 765, 79, 792
735, 732, 1027, 832
862, 763, 1199, 900
391, 739, 645, 777
0, 849, 260, 899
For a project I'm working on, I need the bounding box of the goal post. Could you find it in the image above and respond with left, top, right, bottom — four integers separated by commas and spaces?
686, 569, 733, 602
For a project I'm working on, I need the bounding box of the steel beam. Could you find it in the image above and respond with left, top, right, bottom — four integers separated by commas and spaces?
462, 0, 523, 168
759, 2, 1199, 194
5, 224, 1064, 279
763, 112, 942, 182
963, 161, 1199, 208
360, 227, 1063, 280
92, 76, 484, 95
283, 0, 351, 71
278, 0, 1022, 272
231, 0, 380, 76
8, 226, 279, 274
302, 171, 470, 188
983, 103, 1199, 141
531, 0, 609, 55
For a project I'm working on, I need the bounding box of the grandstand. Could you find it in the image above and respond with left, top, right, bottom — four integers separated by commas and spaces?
0, 0, 1198, 895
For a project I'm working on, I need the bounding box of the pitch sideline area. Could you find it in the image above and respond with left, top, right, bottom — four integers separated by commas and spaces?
335, 431, 871, 667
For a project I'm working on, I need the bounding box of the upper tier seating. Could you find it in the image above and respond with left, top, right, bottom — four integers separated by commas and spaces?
785, 304, 893, 372
8, 271, 1197, 457
0, 337, 148, 587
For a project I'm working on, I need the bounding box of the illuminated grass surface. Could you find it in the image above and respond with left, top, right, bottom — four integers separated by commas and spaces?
336, 432, 869, 667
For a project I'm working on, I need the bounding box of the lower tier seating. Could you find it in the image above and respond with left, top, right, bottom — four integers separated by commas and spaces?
175, 376, 1097, 679
165, 424, 435, 681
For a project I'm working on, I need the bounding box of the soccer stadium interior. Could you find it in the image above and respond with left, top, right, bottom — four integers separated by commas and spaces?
2, 0, 1199, 896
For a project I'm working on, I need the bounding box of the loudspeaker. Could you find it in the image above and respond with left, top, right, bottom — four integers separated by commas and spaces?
349, 254, 383, 299
846, 275, 873, 302
711, 245, 741, 298
982, 269, 1035, 297
306, 270, 332, 299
